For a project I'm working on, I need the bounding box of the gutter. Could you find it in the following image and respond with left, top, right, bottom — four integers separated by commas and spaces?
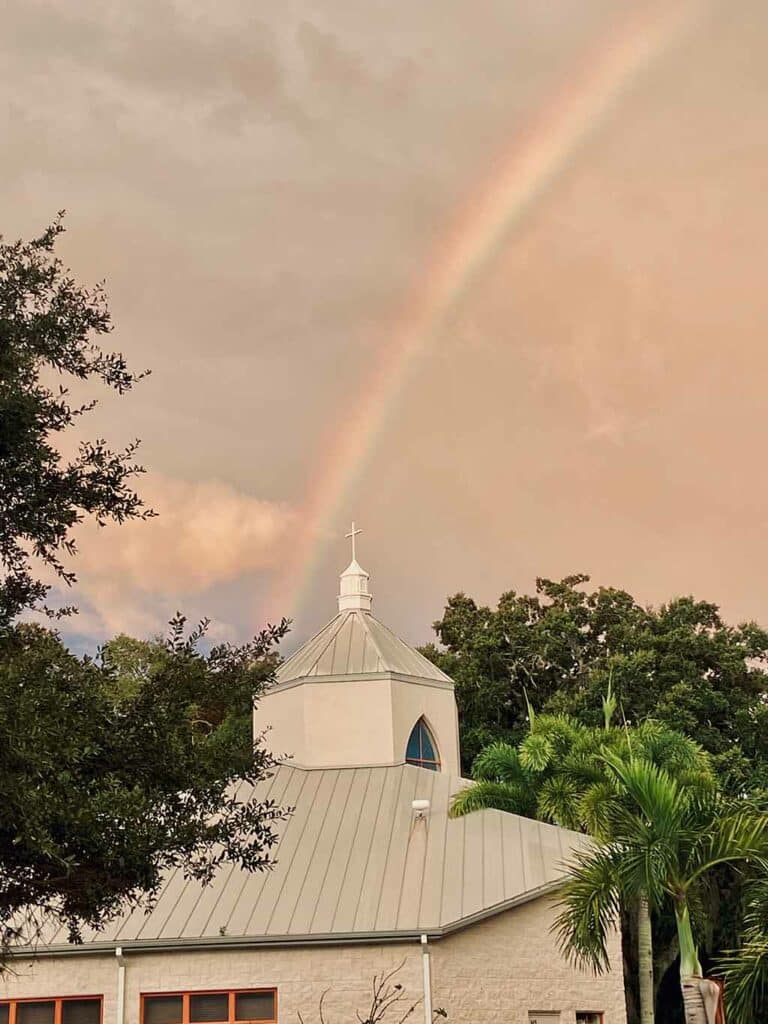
9, 878, 564, 960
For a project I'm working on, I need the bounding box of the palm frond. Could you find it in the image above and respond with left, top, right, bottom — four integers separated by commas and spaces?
579, 782, 620, 841
537, 776, 581, 830
449, 780, 534, 818
685, 812, 768, 887
471, 741, 526, 783
717, 872, 768, 1023
601, 752, 687, 842
741, 874, 768, 933
718, 938, 768, 1024
519, 731, 554, 772
553, 845, 624, 974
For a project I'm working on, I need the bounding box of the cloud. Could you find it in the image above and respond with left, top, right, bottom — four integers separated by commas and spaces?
76, 474, 292, 594
45, 475, 294, 642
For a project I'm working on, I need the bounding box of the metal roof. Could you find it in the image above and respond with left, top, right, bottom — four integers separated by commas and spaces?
275, 611, 451, 685
42, 763, 584, 951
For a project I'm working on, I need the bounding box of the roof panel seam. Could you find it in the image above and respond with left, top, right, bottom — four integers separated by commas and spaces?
244, 768, 314, 935
286, 770, 343, 933
217, 768, 296, 935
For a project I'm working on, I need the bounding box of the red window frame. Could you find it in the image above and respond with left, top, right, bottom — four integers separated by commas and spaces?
140, 989, 278, 1024
0, 996, 103, 1024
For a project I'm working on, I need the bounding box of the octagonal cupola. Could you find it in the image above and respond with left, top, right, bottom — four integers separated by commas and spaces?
338, 561, 372, 611
253, 525, 461, 774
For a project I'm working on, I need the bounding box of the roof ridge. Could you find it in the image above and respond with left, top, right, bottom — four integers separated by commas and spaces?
277, 611, 351, 679
278, 616, 340, 674
363, 613, 451, 681
356, 609, 387, 670
276, 610, 451, 683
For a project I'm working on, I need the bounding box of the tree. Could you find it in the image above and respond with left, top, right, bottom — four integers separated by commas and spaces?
717, 875, 768, 1024
450, 706, 715, 1024
554, 755, 768, 1024
100, 633, 254, 748
0, 216, 151, 627
0, 615, 289, 955
0, 219, 290, 959
422, 576, 768, 792
100, 633, 168, 701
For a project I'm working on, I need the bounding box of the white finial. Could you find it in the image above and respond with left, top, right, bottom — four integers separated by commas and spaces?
338, 522, 372, 612
345, 521, 362, 562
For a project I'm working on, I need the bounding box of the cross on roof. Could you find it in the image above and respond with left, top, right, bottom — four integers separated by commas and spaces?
345, 521, 362, 562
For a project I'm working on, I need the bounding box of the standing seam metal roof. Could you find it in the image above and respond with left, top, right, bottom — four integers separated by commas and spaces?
44, 763, 585, 950
275, 610, 451, 684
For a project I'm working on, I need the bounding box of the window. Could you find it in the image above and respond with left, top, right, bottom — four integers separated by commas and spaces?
576, 1015, 604, 1024
142, 991, 276, 1024
405, 718, 440, 771
0, 999, 101, 1024
528, 1015, 560, 1024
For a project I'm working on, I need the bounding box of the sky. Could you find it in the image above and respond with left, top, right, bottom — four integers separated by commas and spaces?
4, 0, 768, 655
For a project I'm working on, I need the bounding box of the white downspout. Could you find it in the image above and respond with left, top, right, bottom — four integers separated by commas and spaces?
420, 934, 433, 1024
115, 947, 126, 1024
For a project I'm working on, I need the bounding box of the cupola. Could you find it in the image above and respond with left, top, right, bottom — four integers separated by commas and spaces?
253, 525, 461, 774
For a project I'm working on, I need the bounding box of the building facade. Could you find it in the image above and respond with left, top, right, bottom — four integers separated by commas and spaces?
1, 552, 627, 1024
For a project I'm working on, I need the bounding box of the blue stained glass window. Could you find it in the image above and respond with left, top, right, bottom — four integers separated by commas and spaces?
405, 718, 440, 771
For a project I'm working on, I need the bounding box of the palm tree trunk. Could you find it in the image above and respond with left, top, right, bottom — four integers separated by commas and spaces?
680, 979, 707, 1024
637, 894, 655, 1024
675, 902, 722, 1024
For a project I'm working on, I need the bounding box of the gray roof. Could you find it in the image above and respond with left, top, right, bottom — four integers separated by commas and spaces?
41, 763, 584, 952
276, 610, 451, 685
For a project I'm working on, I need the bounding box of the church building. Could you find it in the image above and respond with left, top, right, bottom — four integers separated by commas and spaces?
1, 546, 627, 1024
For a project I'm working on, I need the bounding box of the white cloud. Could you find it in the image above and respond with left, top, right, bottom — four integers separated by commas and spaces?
50, 474, 293, 641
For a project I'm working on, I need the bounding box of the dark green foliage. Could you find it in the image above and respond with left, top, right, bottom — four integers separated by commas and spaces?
0, 216, 151, 626
425, 576, 768, 1021
0, 615, 289, 953
553, 756, 768, 1024
0, 220, 292, 962
422, 576, 768, 787
717, 876, 768, 1024
450, 711, 717, 1019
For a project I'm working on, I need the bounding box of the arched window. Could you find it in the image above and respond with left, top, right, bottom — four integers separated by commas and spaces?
405, 718, 440, 771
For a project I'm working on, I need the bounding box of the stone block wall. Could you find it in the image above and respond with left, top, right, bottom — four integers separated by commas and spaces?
0, 896, 626, 1024
431, 895, 627, 1024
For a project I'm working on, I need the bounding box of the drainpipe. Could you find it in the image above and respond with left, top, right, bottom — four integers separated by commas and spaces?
115, 947, 126, 1024
420, 934, 433, 1024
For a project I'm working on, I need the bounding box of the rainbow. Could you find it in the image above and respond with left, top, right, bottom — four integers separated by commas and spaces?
264, 0, 705, 626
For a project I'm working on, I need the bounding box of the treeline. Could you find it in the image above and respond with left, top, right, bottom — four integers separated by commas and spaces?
420, 577, 768, 1024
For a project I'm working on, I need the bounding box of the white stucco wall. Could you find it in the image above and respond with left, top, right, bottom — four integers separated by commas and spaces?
390, 677, 461, 775
254, 674, 460, 774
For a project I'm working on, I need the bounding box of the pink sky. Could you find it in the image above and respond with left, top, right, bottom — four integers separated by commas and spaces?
4, 0, 768, 652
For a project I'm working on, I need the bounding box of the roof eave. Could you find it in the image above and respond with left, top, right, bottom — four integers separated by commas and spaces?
269, 670, 454, 693
7, 879, 564, 960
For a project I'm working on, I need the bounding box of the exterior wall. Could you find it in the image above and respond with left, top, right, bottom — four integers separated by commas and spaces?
254, 677, 395, 768
390, 678, 460, 776
254, 675, 461, 775
0, 944, 422, 1024
1, 897, 627, 1024
303, 678, 394, 768
432, 896, 627, 1024
254, 683, 306, 764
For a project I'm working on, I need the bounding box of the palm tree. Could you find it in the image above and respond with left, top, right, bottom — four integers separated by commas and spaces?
554, 754, 768, 1024
717, 874, 768, 1023
451, 709, 714, 1024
